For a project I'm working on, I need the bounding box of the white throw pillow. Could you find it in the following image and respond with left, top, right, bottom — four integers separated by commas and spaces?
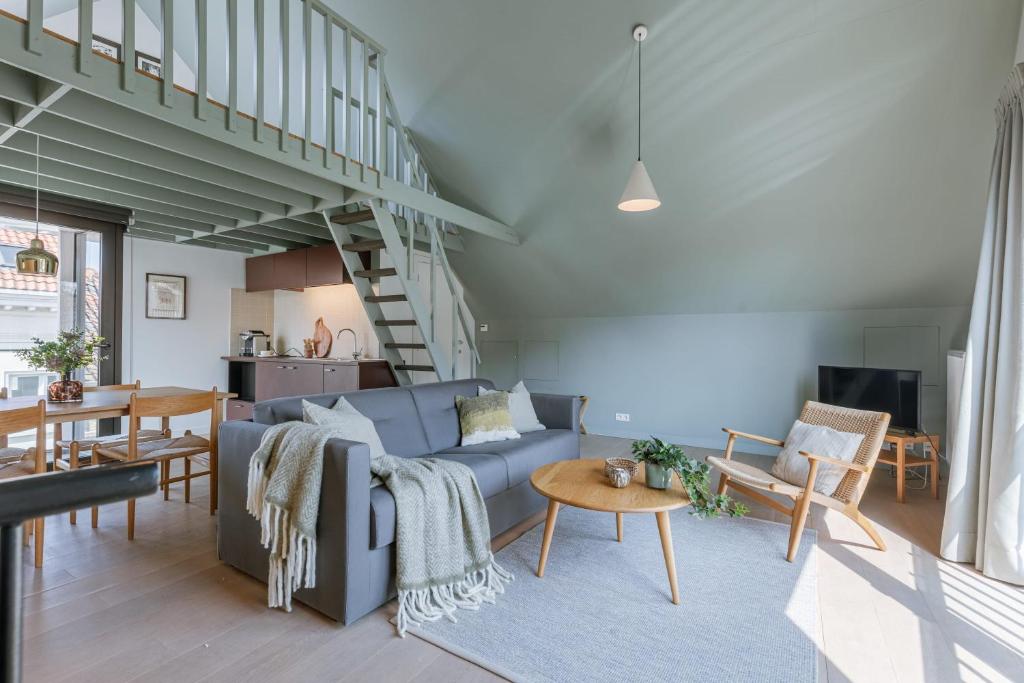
770, 420, 865, 496
302, 398, 387, 466
478, 381, 545, 433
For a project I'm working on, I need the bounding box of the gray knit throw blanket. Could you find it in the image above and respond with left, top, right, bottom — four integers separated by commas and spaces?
247, 422, 513, 633
372, 453, 513, 636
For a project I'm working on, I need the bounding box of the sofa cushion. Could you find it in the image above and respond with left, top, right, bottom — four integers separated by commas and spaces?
254, 387, 431, 458
439, 429, 580, 487
367, 452, 509, 549
407, 379, 495, 453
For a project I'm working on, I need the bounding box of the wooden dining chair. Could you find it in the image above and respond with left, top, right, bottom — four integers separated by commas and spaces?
0, 388, 48, 567
53, 381, 170, 526
92, 388, 219, 539
708, 401, 890, 562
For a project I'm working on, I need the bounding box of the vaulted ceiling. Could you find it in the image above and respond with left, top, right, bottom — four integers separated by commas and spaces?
329, 0, 1022, 318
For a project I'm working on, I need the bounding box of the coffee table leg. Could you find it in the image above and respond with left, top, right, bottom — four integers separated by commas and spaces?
655, 511, 680, 605
536, 500, 560, 578
616, 512, 623, 542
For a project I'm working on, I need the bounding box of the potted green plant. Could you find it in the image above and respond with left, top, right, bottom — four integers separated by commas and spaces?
632, 436, 748, 519
15, 330, 106, 403
631, 436, 685, 489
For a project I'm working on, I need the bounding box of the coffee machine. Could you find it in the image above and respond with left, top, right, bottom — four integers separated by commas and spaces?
238, 330, 270, 357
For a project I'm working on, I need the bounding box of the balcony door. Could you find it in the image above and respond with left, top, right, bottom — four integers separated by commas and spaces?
0, 203, 123, 445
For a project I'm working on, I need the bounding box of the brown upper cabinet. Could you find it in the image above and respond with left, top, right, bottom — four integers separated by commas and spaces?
306, 244, 348, 287
273, 249, 307, 290
245, 253, 275, 292
245, 246, 368, 292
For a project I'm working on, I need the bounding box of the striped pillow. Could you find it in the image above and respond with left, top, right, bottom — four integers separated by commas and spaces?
456, 392, 521, 446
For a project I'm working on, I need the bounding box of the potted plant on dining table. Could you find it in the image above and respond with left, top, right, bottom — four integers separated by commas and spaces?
15, 330, 106, 403
631, 436, 748, 519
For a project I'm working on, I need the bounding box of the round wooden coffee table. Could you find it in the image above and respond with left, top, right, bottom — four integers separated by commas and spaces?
529, 458, 689, 604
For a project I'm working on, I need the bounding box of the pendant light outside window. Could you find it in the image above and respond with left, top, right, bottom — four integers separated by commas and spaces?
16, 133, 58, 276
618, 24, 661, 212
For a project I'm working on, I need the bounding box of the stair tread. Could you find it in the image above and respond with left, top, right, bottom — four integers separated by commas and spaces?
354, 268, 397, 278
385, 342, 427, 349
395, 364, 435, 372
365, 294, 407, 303
343, 239, 386, 253
331, 209, 375, 225
375, 319, 417, 326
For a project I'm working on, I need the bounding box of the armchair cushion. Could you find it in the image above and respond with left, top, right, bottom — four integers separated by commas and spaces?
706, 456, 803, 497
771, 420, 864, 495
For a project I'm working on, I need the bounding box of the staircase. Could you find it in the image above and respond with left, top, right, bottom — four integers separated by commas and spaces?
0, 0, 507, 386
323, 199, 480, 385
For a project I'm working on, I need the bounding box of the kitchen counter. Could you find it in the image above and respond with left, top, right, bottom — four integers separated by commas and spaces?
221, 355, 386, 366
221, 357, 396, 418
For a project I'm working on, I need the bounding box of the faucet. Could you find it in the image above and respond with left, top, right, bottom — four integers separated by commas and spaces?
336, 328, 361, 360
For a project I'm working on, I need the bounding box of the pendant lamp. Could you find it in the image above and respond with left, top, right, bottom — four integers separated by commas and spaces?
16, 134, 59, 276
618, 24, 661, 212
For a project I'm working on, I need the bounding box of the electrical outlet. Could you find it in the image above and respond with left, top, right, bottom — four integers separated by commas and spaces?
615, 413, 630, 422
479, 323, 489, 332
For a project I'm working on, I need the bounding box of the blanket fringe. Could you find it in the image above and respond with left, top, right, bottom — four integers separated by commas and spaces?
256, 499, 317, 611
395, 555, 514, 637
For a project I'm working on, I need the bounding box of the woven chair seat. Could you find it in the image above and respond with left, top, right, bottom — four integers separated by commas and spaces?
0, 447, 27, 462
0, 449, 35, 479
187, 452, 210, 468
95, 434, 210, 462
705, 456, 803, 497
55, 429, 165, 449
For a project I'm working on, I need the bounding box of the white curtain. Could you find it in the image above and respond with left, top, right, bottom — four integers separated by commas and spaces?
941, 67, 1024, 586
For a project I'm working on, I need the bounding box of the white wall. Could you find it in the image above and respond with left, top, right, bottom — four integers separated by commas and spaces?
122, 237, 245, 431
481, 306, 969, 455
273, 284, 379, 359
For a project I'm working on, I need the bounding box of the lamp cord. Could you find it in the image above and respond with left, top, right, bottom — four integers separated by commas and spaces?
637, 38, 642, 162
34, 133, 40, 238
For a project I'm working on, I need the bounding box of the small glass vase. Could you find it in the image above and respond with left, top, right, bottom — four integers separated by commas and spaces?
48, 374, 83, 403
644, 462, 673, 490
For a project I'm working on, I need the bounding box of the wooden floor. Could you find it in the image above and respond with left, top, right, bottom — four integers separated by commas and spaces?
19, 435, 1024, 682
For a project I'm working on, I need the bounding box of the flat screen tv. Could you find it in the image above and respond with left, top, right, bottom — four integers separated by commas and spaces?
817, 366, 921, 433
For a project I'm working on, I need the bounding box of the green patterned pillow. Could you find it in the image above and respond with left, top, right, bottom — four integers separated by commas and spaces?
456, 392, 521, 446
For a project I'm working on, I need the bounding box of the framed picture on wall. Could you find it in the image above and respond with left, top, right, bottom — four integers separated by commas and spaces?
136, 51, 162, 79
146, 273, 186, 320
91, 35, 121, 62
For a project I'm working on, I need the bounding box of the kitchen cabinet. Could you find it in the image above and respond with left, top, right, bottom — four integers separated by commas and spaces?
322, 364, 358, 393
306, 244, 347, 287
225, 357, 396, 405
225, 399, 255, 421
245, 246, 369, 292
245, 254, 275, 292
255, 361, 324, 401
273, 249, 307, 290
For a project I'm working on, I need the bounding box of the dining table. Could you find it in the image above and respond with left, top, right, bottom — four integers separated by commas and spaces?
0, 386, 237, 510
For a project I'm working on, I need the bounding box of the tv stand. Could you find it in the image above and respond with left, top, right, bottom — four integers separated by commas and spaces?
877, 432, 940, 503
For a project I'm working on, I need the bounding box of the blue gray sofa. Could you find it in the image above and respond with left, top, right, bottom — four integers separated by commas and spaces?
217, 378, 581, 623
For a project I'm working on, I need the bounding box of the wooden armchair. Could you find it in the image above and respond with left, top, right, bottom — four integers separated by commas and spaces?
708, 401, 890, 562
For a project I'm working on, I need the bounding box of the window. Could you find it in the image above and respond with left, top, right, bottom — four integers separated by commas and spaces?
4, 371, 59, 398
0, 244, 19, 268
